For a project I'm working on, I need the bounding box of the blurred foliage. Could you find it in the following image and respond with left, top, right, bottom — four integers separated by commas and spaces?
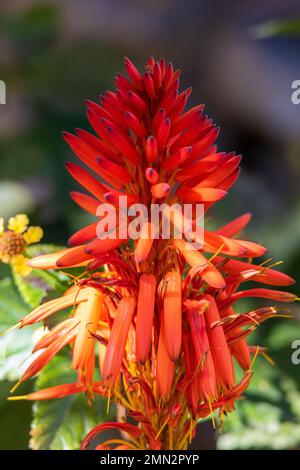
0, 2, 125, 243
218, 359, 300, 449
252, 18, 300, 38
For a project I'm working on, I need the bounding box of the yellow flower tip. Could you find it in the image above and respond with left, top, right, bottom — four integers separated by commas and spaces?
7, 395, 28, 401
23, 226, 44, 245
9, 380, 22, 394
8, 214, 29, 234
11, 255, 32, 277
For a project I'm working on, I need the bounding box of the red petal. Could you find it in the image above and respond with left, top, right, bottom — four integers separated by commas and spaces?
65, 161, 107, 201
70, 191, 99, 215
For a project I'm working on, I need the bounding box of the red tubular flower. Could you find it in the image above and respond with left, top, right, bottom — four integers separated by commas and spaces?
9, 57, 296, 450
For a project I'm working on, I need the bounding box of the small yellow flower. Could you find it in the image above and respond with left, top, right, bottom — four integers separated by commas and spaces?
0, 214, 44, 276
11, 254, 32, 277
23, 226, 44, 245
8, 214, 29, 234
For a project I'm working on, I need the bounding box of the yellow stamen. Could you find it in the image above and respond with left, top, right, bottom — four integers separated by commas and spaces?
208, 400, 216, 429
155, 416, 170, 440
7, 395, 28, 401
106, 388, 111, 415
209, 243, 226, 262
189, 417, 193, 444
249, 346, 260, 370
168, 425, 173, 450
10, 380, 22, 394
219, 410, 224, 431
261, 351, 275, 366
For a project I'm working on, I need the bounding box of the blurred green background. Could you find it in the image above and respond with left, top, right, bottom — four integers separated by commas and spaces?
0, 0, 299, 450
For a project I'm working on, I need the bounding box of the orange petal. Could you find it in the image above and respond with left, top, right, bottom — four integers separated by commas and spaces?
203, 295, 235, 391
33, 318, 79, 352
218, 291, 251, 371
156, 321, 175, 400
173, 239, 225, 289
9, 382, 86, 401
19, 288, 88, 326
19, 328, 76, 383
176, 186, 227, 203
134, 222, 156, 264
56, 245, 93, 268
214, 257, 295, 286
27, 246, 91, 270
72, 288, 105, 385
163, 270, 182, 361
136, 274, 156, 363
187, 307, 217, 401
102, 297, 136, 388
221, 288, 296, 307
151, 183, 170, 199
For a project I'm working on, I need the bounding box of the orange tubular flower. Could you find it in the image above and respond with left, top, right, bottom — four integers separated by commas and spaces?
102, 297, 136, 388
136, 274, 156, 363
9, 57, 296, 450
163, 270, 182, 361
156, 321, 175, 400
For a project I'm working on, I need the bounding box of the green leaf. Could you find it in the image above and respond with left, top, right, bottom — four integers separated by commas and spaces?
13, 269, 67, 308
30, 356, 106, 450
0, 277, 30, 332
0, 277, 35, 381
0, 380, 33, 449
13, 244, 68, 308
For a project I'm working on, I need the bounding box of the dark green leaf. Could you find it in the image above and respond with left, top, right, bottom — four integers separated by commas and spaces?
30, 356, 106, 450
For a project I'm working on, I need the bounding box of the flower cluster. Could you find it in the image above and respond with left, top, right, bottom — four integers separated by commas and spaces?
8, 58, 295, 450
0, 214, 43, 276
